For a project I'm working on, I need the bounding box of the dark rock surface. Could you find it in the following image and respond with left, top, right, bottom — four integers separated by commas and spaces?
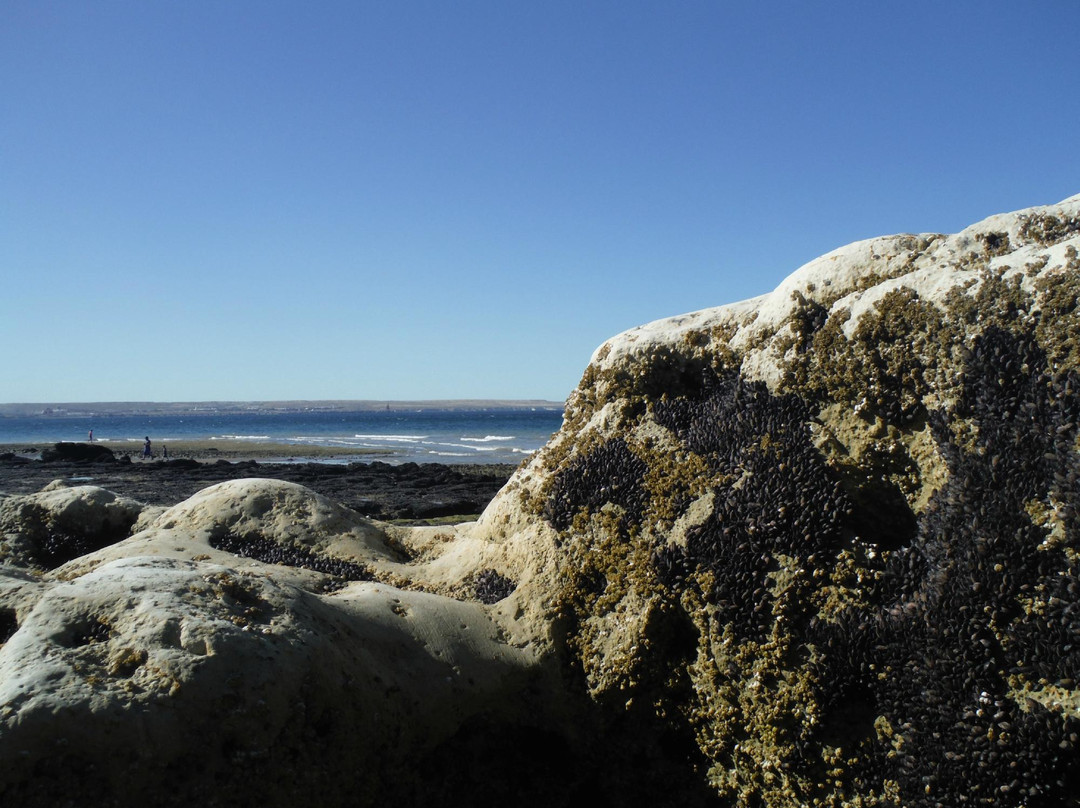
0, 456, 514, 522
39, 442, 116, 463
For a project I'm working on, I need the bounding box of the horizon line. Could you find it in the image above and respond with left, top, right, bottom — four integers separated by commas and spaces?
1, 397, 565, 404
0, 398, 566, 415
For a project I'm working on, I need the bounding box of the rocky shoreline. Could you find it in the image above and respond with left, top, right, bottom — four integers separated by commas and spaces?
3, 194, 1079, 807
0, 442, 515, 522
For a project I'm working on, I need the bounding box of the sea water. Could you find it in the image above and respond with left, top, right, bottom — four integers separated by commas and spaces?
0, 407, 565, 465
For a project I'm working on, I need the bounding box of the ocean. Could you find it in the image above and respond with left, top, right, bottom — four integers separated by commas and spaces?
0, 407, 565, 465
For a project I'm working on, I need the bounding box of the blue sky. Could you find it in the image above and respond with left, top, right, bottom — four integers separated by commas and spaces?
3, 1, 1078, 403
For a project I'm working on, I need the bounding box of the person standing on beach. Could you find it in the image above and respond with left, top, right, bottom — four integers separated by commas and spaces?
88, 429, 93, 442
143, 437, 152, 459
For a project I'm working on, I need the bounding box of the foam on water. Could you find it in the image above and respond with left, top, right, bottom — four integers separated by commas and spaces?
0, 408, 564, 465
434, 442, 498, 453
352, 434, 429, 443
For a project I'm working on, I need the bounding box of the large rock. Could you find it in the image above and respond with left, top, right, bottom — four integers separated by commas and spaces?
1, 193, 1079, 807
0, 483, 146, 568
468, 192, 1080, 806
40, 441, 116, 463
0, 480, 565, 806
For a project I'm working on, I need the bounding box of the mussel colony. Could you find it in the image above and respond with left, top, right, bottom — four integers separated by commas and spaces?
7, 502, 139, 570
209, 531, 373, 582
472, 567, 517, 604
541, 317, 1080, 806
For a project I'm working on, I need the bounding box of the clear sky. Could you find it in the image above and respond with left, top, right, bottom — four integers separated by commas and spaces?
3, 1, 1078, 404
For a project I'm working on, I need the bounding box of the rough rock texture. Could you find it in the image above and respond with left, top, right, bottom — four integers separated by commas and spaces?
0, 480, 565, 806
0, 483, 146, 569
468, 193, 1080, 807
0, 455, 515, 520
3, 194, 1080, 806
39, 441, 117, 463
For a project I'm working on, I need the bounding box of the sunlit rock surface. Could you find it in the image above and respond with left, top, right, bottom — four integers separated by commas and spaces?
0, 480, 559, 805
2, 194, 1079, 806
474, 192, 1080, 807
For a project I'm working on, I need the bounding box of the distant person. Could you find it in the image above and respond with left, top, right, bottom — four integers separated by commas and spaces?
143, 437, 152, 459
88, 429, 93, 443
163, 443, 168, 459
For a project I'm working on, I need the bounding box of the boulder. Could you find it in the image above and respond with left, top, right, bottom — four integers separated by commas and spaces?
2, 193, 1079, 807
40, 441, 115, 463
0, 555, 547, 806
163, 457, 201, 469
468, 192, 1080, 806
0, 479, 573, 806
0, 483, 146, 569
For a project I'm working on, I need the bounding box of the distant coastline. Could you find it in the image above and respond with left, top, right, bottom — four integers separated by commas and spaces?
0, 399, 565, 418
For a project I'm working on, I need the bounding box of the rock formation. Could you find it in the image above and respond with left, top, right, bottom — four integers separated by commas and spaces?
39, 441, 116, 463
2, 193, 1079, 806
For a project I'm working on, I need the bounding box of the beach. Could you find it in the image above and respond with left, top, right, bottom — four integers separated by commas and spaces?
0, 440, 516, 523
81, 438, 391, 463
0, 406, 564, 466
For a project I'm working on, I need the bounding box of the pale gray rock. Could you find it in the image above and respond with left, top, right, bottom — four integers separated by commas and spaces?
0, 555, 541, 803
0, 483, 145, 569
0, 480, 556, 805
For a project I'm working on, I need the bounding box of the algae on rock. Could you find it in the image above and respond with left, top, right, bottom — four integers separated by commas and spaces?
508, 192, 1080, 807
